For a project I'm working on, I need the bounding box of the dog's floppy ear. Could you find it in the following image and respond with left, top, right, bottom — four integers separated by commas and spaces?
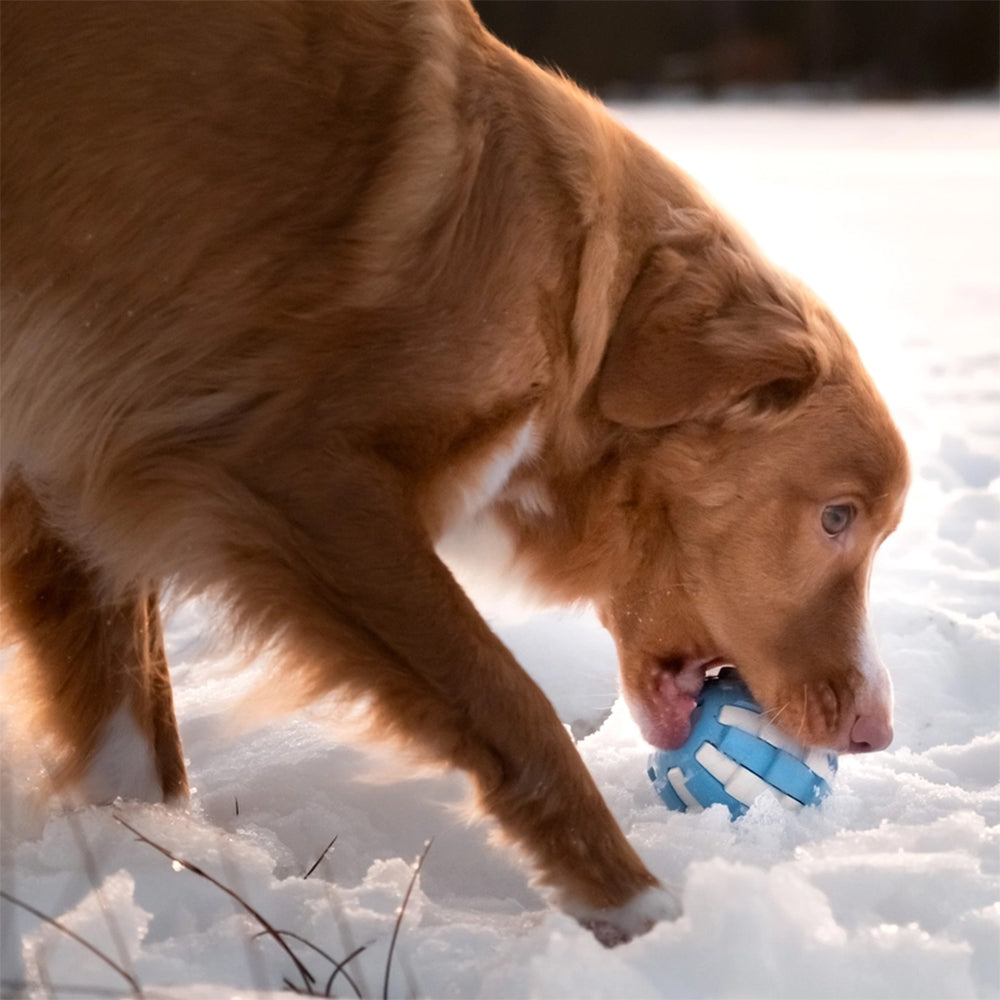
597, 246, 822, 429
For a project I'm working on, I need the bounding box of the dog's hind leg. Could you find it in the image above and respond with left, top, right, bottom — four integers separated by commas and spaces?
0, 475, 187, 803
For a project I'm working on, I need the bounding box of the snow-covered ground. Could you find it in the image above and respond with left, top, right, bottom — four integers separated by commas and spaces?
2, 104, 998, 999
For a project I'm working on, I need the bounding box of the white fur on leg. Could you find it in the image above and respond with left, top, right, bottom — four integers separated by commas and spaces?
73, 704, 164, 805
565, 884, 681, 948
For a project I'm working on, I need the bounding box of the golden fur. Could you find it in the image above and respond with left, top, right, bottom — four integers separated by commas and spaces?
1, 1, 908, 943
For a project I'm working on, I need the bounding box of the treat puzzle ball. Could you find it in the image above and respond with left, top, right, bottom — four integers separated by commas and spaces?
647, 668, 837, 819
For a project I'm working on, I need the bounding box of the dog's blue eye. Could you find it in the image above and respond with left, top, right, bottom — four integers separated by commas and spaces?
822, 504, 855, 537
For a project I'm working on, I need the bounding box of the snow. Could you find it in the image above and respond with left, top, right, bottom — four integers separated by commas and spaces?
2, 104, 998, 999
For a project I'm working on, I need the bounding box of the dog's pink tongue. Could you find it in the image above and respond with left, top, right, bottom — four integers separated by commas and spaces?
646, 661, 706, 750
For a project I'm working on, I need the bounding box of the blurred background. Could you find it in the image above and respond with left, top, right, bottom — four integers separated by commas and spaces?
473, 0, 999, 101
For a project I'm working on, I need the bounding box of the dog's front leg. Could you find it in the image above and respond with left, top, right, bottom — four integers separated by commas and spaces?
229, 452, 677, 944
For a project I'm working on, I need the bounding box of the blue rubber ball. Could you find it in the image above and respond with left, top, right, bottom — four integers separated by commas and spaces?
647, 668, 837, 819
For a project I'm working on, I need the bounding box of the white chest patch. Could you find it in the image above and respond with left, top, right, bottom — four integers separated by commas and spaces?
435, 417, 550, 598
448, 418, 542, 529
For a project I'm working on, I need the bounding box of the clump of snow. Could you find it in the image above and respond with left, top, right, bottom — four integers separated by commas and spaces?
2, 105, 997, 999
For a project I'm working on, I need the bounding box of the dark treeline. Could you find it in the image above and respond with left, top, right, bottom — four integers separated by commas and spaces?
473, 0, 1000, 99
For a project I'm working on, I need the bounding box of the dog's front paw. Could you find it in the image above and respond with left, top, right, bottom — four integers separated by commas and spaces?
568, 885, 681, 948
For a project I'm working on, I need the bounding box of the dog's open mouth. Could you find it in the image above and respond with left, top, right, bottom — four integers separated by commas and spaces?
633, 655, 730, 750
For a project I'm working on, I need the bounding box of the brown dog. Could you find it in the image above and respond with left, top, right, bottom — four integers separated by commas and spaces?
0, 1, 908, 944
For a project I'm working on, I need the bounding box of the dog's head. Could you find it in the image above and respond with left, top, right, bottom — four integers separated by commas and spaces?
587, 222, 909, 754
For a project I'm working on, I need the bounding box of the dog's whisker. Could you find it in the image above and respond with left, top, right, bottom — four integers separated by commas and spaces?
763, 701, 791, 726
